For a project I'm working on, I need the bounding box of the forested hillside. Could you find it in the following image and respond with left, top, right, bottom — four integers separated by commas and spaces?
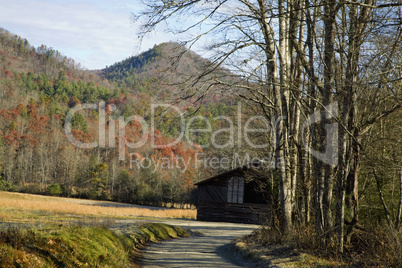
102, 41, 240, 104
0, 28, 241, 206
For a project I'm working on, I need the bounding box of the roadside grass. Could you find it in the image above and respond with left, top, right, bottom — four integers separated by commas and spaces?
233, 227, 345, 267
234, 225, 402, 267
0, 191, 196, 220
0, 191, 193, 266
0, 223, 189, 267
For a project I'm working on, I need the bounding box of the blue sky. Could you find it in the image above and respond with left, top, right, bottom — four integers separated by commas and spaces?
0, 0, 177, 70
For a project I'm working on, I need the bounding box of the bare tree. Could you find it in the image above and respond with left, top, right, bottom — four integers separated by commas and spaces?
136, 0, 402, 247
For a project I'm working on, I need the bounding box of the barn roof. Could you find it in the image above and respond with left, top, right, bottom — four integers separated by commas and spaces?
195, 159, 270, 186
194, 167, 248, 186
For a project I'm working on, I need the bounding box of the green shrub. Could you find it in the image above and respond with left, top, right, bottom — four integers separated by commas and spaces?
47, 183, 62, 196
0, 180, 14, 191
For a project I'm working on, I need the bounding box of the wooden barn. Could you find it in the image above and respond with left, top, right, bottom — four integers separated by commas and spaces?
195, 167, 270, 224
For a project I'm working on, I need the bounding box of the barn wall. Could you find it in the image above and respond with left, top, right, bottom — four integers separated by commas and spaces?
196, 202, 269, 224
198, 185, 228, 203
196, 169, 270, 224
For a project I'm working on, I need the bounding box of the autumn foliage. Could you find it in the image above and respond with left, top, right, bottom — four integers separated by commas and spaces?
0, 28, 207, 206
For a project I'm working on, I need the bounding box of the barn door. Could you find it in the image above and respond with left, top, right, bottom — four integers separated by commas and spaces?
227, 176, 244, 204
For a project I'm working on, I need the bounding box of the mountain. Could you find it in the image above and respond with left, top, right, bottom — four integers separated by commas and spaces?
0, 28, 240, 206
100, 42, 239, 107
0, 29, 209, 205
102, 42, 206, 90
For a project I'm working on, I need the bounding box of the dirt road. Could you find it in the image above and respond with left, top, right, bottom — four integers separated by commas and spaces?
137, 219, 259, 267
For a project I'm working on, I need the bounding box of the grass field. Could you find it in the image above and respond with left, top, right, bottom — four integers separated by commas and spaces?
0, 191, 193, 267
0, 191, 196, 222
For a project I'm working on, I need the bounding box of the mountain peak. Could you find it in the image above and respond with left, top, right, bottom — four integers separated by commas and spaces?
100, 41, 209, 93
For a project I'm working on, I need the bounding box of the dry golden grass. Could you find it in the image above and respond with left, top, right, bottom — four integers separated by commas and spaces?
0, 191, 196, 220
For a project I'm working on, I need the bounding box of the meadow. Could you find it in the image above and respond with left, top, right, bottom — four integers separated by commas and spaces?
0, 191, 196, 223
0, 191, 193, 267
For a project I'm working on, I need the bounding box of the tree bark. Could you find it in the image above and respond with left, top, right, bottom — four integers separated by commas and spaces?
396, 165, 402, 229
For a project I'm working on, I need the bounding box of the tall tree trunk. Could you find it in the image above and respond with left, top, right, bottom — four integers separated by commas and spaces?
319, 0, 337, 239
339, 1, 373, 251
345, 128, 360, 239
257, 0, 293, 234
277, 0, 293, 234
304, 0, 318, 229
289, 0, 304, 225
396, 165, 402, 229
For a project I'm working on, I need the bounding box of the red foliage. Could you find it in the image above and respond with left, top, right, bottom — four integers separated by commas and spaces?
27, 103, 39, 118
71, 129, 94, 144
51, 114, 63, 121
107, 95, 127, 106
28, 114, 49, 136
14, 103, 25, 115
157, 146, 173, 158
172, 143, 186, 158
0, 106, 21, 121
2, 130, 21, 146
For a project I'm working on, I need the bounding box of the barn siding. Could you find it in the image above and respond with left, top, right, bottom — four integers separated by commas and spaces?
195, 167, 269, 224
198, 185, 227, 203
196, 202, 269, 224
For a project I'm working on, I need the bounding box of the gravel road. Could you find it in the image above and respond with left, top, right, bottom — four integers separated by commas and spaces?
136, 219, 259, 267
